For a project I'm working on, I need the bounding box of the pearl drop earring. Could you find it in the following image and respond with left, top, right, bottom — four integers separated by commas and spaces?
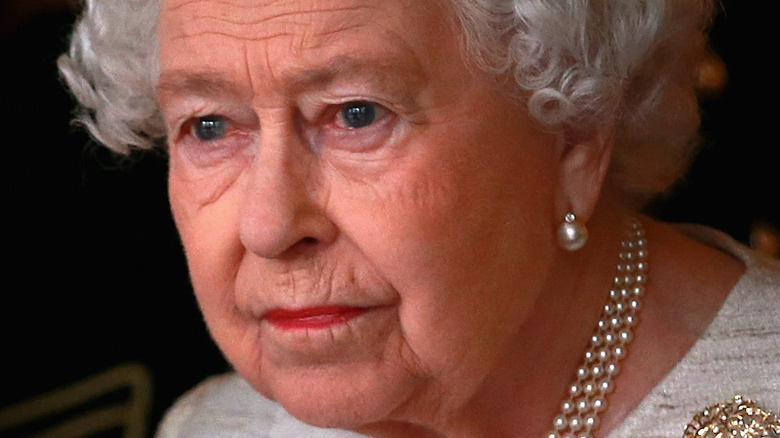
557, 213, 589, 251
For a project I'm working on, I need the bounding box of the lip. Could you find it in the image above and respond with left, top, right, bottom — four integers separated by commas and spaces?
263, 305, 369, 330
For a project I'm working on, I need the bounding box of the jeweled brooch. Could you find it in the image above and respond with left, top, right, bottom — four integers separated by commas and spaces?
683, 395, 780, 438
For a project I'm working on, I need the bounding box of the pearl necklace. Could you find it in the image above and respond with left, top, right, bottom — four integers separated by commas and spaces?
547, 220, 648, 438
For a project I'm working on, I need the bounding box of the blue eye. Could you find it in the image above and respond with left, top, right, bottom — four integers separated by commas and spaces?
341, 102, 376, 129
193, 116, 228, 141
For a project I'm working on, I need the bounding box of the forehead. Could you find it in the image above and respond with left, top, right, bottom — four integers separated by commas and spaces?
160, 0, 380, 40
158, 0, 459, 88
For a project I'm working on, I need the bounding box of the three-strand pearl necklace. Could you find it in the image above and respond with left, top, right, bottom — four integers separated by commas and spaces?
547, 220, 648, 438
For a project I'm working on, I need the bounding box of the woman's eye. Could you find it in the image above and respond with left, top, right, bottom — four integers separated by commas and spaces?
192, 115, 228, 141
340, 101, 379, 129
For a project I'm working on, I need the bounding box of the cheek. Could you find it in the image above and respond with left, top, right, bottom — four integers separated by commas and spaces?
168, 161, 245, 282
168, 164, 255, 362
363, 123, 558, 285
167, 148, 251, 268
327, 136, 558, 375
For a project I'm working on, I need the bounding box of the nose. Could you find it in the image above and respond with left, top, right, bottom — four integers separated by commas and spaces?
239, 132, 337, 259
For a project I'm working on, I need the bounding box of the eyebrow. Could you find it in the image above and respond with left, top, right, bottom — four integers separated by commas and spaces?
157, 55, 426, 101
157, 69, 246, 101
282, 55, 426, 93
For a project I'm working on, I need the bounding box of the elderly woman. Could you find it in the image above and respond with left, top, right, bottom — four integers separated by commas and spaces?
58, 0, 779, 437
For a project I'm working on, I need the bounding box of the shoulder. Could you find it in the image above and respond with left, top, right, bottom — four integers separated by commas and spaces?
154, 373, 278, 438
684, 236, 780, 399
155, 373, 368, 438
609, 225, 780, 438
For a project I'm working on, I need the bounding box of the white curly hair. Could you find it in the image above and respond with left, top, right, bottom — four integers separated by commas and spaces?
58, 0, 715, 205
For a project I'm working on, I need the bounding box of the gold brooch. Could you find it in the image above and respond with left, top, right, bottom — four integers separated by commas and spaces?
683, 395, 780, 438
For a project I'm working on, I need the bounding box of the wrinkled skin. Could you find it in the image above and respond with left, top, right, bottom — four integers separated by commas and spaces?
158, 0, 582, 434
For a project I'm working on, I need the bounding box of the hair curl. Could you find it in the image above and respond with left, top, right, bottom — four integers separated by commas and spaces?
58, 0, 164, 153
58, 0, 714, 203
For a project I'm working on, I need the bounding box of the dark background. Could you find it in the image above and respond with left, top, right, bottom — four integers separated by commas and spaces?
0, 0, 777, 436
1, 1, 229, 436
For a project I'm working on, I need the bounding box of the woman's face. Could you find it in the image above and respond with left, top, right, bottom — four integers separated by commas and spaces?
159, 0, 563, 428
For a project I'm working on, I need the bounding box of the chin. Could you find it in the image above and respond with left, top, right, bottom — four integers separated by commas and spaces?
257, 361, 419, 430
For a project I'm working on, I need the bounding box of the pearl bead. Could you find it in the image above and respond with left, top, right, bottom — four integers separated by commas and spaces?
576, 399, 590, 412
554, 415, 568, 430
592, 397, 607, 411
562, 400, 575, 414
569, 383, 582, 397
584, 415, 599, 430
569, 416, 584, 431
558, 215, 588, 251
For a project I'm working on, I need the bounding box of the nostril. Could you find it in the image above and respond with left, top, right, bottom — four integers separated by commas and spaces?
275, 236, 320, 260
300, 237, 318, 246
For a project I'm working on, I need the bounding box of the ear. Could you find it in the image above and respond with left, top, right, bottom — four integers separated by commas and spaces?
555, 128, 614, 223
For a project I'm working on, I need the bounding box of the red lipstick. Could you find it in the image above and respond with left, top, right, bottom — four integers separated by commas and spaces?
263, 306, 367, 330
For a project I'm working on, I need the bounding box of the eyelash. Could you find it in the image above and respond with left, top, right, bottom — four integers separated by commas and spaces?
168, 115, 253, 167
318, 100, 396, 150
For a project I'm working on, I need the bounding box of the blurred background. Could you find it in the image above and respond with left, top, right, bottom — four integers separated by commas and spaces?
0, 0, 777, 437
